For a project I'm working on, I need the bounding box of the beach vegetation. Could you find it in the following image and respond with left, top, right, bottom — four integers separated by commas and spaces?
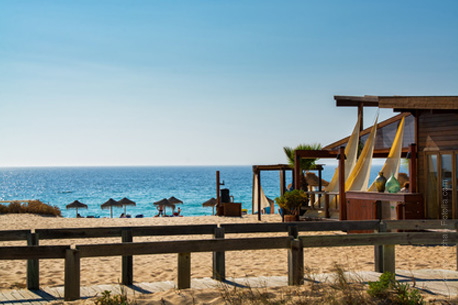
0, 200, 61, 217
95, 290, 131, 305
367, 272, 425, 305
275, 189, 308, 216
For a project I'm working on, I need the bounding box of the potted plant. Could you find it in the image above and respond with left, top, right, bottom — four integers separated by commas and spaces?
275, 189, 308, 222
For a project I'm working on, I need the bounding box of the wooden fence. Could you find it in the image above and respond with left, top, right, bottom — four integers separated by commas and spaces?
0, 220, 457, 301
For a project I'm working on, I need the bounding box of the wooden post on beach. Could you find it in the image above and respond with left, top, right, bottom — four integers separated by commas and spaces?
374, 221, 395, 273
27, 232, 39, 290
177, 252, 191, 289
212, 227, 225, 281
288, 238, 304, 285
338, 147, 346, 220
65, 248, 80, 301
122, 229, 133, 286
374, 221, 385, 273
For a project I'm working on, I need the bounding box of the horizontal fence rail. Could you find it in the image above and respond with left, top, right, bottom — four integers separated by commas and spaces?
1, 220, 458, 301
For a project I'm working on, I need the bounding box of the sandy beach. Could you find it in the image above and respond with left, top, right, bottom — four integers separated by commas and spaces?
0, 214, 456, 304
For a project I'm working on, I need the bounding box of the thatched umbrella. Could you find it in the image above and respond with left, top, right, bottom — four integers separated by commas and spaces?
153, 198, 175, 216
101, 198, 122, 218
66, 200, 88, 218
305, 172, 329, 190
168, 196, 183, 205
202, 197, 217, 215
118, 197, 136, 214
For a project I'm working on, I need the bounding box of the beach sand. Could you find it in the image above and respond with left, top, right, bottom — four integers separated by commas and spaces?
0, 214, 455, 303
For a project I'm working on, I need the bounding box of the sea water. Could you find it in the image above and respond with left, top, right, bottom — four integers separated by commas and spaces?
0, 165, 389, 218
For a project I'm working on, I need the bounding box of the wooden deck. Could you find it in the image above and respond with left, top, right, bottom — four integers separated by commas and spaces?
1, 269, 458, 304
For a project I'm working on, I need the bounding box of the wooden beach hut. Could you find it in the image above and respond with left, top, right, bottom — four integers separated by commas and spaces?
293, 95, 458, 221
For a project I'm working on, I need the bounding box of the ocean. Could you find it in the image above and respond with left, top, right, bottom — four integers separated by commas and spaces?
0, 165, 389, 218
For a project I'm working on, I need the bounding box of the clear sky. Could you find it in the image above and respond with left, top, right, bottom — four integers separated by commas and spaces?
1, 0, 457, 166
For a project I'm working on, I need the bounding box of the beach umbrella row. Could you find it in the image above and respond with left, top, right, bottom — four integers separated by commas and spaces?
66, 197, 137, 218
67, 196, 186, 218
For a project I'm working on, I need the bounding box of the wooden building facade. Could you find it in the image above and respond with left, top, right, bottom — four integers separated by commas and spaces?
296, 96, 458, 220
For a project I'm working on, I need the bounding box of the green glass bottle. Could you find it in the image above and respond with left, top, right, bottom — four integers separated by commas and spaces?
374, 172, 387, 192
386, 174, 401, 193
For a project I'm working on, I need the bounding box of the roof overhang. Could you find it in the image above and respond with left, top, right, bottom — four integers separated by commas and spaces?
335, 95, 458, 110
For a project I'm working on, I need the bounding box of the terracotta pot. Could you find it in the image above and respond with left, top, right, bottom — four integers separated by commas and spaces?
284, 214, 299, 222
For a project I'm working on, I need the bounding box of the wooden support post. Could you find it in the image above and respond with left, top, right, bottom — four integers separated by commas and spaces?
122, 229, 133, 286
258, 171, 262, 221
383, 245, 396, 274
324, 194, 330, 218
358, 103, 364, 132
408, 144, 417, 193
374, 221, 395, 273
27, 232, 39, 290
338, 147, 346, 220
374, 221, 385, 273
212, 227, 225, 280
177, 253, 191, 289
65, 249, 80, 301
280, 169, 286, 196
216, 171, 221, 208
288, 239, 304, 285
294, 151, 301, 190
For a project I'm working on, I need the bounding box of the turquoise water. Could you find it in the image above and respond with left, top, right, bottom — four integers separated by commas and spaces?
0, 165, 386, 218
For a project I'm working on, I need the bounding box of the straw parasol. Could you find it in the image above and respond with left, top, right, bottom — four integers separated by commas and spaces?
118, 197, 136, 214
168, 196, 183, 205
66, 200, 88, 218
305, 172, 329, 189
153, 198, 175, 216
202, 197, 217, 215
101, 198, 122, 218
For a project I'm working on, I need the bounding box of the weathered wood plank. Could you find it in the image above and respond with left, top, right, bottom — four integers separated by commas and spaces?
35, 224, 217, 240
77, 237, 292, 257
0, 230, 30, 241
384, 220, 458, 230
0, 245, 68, 259
299, 232, 458, 247
222, 220, 380, 233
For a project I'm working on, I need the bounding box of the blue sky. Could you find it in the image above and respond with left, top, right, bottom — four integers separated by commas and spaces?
1, 0, 457, 166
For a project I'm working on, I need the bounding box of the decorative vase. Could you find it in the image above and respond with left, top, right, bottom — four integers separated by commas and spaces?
386, 174, 401, 193
374, 172, 387, 192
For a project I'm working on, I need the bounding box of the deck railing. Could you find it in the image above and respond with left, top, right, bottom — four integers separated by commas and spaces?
0, 220, 457, 301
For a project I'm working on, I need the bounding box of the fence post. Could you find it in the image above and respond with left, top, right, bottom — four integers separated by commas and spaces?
455, 222, 458, 271
288, 238, 304, 285
64, 248, 80, 301
212, 227, 225, 280
177, 252, 191, 289
374, 221, 384, 273
122, 229, 133, 286
27, 232, 39, 290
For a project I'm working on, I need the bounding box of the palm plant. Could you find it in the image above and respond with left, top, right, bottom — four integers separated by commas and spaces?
283, 143, 322, 191
283, 143, 322, 170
